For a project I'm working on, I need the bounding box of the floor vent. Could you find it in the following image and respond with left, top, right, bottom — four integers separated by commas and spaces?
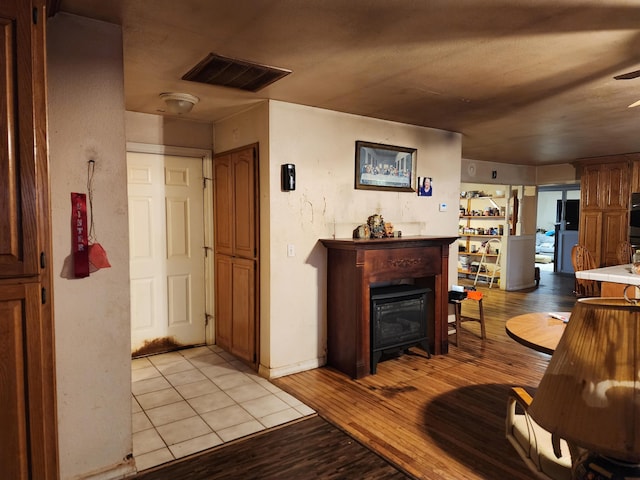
182, 53, 292, 92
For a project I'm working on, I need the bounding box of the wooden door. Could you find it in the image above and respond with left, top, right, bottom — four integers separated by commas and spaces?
0, 0, 58, 478
214, 145, 259, 367
580, 165, 601, 210
213, 155, 234, 256
232, 149, 256, 259
127, 152, 206, 353
214, 255, 260, 364
0, 284, 38, 480
602, 210, 628, 266
0, 5, 38, 277
601, 162, 628, 209
214, 255, 233, 350
230, 257, 256, 363
580, 210, 602, 266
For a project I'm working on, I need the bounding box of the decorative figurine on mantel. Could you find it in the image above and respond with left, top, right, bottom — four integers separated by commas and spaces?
352, 214, 399, 239
368, 214, 386, 238
353, 223, 370, 239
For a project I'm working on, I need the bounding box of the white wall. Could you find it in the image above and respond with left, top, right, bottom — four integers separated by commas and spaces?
536, 163, 577, 185
216, 101, 462, 378
461, 158, 535, 185
48, 14, 134, 480
125, 111, 213, 149
537, 190, 561, 231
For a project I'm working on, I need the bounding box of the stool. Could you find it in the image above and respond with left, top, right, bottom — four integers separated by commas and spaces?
448, 290, 486, 347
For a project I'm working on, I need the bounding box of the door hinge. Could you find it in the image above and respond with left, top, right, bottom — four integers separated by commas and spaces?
33, 7, 38, 25
40, 251, 46, 269
203, 177, 212, 188
205, 313, 212, 326
41, 287, 46, 305
204, 246, 213, 257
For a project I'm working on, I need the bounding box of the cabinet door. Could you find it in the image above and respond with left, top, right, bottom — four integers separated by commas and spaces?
602, 211, 628, 266
213, 154, 234, 256
581, 165, 601, 210
579, 211, 602, 266
214, 255, 233, 351
233, 149, 256, 259
0, 5, 38, 277
0, 282, 39, 480
214, 256, 256, 363
230, 257, 256, 363
601, 162, 629, 209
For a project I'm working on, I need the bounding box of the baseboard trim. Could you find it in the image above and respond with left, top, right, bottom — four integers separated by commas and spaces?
258, 357, 325, 379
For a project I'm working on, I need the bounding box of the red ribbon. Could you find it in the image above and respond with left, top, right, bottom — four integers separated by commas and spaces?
71, 193, 89, 278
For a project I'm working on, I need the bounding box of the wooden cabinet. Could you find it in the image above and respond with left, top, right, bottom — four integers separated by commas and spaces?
0, 1, 58, 478
577, 159, 630, 266
213, 145, 259, 367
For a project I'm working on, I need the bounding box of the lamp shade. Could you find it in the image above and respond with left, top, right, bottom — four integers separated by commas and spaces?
529, 298, 640, 463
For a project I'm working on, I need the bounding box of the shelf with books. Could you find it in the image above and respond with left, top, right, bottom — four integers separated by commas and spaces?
459, 193, 506, 285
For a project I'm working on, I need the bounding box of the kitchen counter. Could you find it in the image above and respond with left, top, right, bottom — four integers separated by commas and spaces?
575, 264, 640, 284
575, 264, 640, 296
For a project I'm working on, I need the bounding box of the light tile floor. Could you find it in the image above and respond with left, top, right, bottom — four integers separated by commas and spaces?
132, 345, 315, 472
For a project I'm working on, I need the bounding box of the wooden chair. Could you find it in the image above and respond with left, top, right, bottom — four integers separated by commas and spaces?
616, 241, 634, 265
506, 387, 580, 480
570, 245, 600, 297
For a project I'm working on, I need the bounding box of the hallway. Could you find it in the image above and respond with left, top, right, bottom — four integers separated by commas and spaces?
131, 345, 315, 471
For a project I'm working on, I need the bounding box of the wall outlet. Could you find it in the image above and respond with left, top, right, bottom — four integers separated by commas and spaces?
287, 244, 295, 257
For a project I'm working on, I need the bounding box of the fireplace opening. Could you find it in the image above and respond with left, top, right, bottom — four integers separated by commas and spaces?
370, 285, 431, 374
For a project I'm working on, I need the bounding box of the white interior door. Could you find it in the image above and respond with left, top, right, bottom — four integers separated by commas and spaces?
127, 151, 206, 352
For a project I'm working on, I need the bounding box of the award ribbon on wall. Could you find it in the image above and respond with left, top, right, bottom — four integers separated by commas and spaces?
86, 159, 111, 270
71, 192, 90, 278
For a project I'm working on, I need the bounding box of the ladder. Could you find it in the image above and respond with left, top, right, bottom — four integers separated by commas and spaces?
474, 238, 502, 288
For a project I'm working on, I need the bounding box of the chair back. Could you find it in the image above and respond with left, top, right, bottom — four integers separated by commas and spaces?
571, 245, 600, 297
616, 241, 634, 265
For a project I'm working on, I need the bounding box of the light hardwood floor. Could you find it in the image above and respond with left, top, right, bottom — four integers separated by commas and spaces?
274, 272, 577, 479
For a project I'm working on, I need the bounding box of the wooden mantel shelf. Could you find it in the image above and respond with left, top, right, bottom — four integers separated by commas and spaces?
320, 236, 457, 379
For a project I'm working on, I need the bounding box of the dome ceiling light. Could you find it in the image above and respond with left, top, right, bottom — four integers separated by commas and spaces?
159, 92, 199, 114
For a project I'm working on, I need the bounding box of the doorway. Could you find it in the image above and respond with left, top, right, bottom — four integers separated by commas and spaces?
126, 144, 214, 356
536, 185, 580, 274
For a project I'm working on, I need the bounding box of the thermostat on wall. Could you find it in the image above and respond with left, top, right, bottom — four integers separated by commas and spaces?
439, 203, 447, 212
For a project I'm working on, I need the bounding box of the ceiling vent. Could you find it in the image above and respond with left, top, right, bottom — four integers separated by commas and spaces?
182, 53, 292, 92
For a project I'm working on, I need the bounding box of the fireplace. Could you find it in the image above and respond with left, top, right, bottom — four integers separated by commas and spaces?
321, 236, 456, 379
370, 285, 431, 374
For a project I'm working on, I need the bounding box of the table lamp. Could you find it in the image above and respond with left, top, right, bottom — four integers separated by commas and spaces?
529, 295, 640, 479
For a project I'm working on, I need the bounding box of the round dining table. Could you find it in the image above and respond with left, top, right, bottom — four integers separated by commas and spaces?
504, 312, 570, 355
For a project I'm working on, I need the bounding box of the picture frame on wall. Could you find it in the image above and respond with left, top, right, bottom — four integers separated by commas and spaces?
354, 141, 416, 192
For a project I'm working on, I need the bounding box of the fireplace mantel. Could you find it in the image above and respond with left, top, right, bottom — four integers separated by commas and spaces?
320, 236, 457, 379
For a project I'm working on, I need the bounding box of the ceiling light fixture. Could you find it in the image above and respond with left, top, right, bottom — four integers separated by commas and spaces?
159, 92, 199, 114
